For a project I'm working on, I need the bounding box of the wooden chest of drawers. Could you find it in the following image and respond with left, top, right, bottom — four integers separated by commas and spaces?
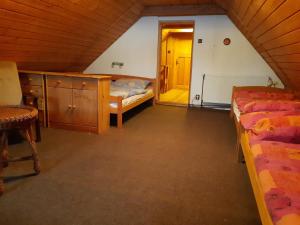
19, 73, 46, 126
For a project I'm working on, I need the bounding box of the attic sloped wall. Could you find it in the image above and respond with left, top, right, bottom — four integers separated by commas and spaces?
85, 15, 282, 104
0, 0, 143, 71
216, 0, 300, 90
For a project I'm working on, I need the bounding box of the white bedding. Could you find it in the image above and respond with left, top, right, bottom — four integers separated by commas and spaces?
110, 89, 154, 108
233, 100, 241, 122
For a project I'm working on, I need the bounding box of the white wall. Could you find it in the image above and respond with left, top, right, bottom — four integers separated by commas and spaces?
85, 15, 282, 104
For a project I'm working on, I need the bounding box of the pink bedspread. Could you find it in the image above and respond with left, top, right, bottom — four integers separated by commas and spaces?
253, 115, 300, 134
237, 99, 300, 114
250, 141, 300, 225
233, 90, 294, 101
248, 126, 300, 145
240, 111, 300, 130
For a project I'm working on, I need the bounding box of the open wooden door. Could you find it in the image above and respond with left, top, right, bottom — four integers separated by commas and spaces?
157, 22, 194, 106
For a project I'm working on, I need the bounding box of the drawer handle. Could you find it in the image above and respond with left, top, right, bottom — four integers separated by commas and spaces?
29, 90, 34, 93
68, 105, 72, 109
72, 105, 76, 109
57, 80, 62, 84
28, 78, 33, 81
82, 82, 87, 86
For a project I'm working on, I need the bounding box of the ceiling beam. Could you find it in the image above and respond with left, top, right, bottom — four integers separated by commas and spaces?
141, 4, 226, 17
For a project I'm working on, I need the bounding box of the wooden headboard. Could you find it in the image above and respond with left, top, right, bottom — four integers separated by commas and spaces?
109, 74, 155, 82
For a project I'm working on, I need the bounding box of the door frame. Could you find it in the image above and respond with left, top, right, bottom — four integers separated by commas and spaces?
156, 20, 195, 107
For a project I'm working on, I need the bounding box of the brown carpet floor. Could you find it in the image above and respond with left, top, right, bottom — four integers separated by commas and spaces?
0, 105, 260, 225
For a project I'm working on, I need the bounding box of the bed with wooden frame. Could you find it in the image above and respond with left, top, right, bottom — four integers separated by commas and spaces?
240, 132, 274, 225
231, 86, 300, 225
230, 86, 295, 162
109, 75, 156, 128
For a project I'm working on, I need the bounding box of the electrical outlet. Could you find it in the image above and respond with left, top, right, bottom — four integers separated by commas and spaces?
195, 94, 200, 100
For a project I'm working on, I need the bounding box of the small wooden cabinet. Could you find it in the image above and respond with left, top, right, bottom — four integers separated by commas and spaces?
47, 76, 99, 132
19, 71, 111, 134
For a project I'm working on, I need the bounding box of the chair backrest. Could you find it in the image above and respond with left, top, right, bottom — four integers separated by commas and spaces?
0, 61, 22, 106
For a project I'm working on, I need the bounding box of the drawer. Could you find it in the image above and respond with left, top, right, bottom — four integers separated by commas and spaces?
21, 85, 43, 97
47, 76, 72, 88
24, 97, 44, 111
72, 78, 97, 90
19, 74, 43, 86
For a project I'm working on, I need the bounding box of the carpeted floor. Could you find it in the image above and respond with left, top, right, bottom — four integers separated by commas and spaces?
0, 105, 260, 225
159, 89, 189, 105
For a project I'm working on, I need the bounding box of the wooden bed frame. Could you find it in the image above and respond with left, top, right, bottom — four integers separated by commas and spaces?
232, 86, 300, 225
241, 132, 273, 225
230, 86, 294, 162
109, 75, 156, 128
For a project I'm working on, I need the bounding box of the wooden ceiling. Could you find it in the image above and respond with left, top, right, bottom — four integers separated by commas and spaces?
0, 0, 300, 89
0, 0, 144, 71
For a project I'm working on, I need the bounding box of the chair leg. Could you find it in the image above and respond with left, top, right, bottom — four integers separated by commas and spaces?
1, 132, 8, 168
0, 132, 6, 195
34, 118, 41, 142
117, 112, 123, 128
24, 126, 41, 174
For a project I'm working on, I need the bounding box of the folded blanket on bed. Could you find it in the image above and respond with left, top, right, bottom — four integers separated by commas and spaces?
240, 111, 300, 130
253, 115, 300, 134
249, 141, 300, 225
237, 99, 300, 113
248, 126, 300, 145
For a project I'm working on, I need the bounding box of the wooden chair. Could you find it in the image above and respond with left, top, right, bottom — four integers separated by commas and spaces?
0, 61, 41, 195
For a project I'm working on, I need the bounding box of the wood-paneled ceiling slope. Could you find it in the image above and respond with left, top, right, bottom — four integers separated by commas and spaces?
0, 0, 299, 89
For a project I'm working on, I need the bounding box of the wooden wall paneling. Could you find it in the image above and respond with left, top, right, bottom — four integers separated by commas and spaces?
267, 43, 300, 56
284, 69, 300, 84
3, 1, 107, 37
231, 0, 243, 14
214, 0, 230, 11
142, 0, 214, 6
272, 54, 300, 63
142, 3, 225, 16
246, 0, 286, 33
256, 11, 300, 44
0, 0, 144, 71
278, 62, 300, 70
236, 0, 252, 19
251, 0, 300, 39
69, 2, 144, 70
262, 29, 300, 50
240, 0, 267, 27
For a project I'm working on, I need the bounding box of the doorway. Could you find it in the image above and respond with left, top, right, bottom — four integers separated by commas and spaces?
157, 22, 194, 106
